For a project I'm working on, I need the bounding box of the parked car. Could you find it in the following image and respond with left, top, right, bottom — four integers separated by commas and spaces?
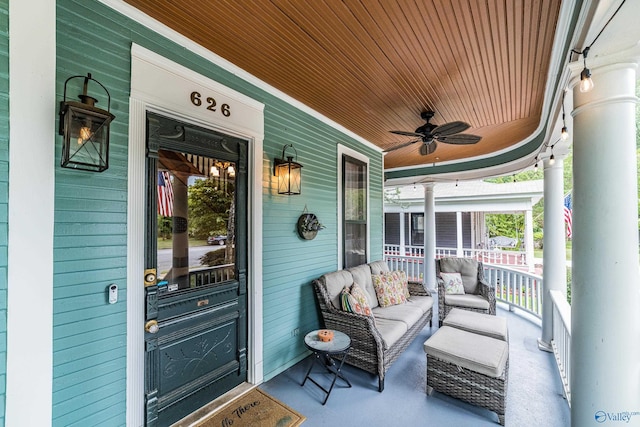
207, 235, 227, 245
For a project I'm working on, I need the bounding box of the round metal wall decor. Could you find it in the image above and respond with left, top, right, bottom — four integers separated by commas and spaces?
297, 213, 320, 240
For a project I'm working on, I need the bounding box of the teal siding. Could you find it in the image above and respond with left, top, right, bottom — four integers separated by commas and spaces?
0, 1, 8, 425
54, 0, 383, 422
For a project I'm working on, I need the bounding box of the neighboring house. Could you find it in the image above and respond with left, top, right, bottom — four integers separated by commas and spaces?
384, 180, 544, 264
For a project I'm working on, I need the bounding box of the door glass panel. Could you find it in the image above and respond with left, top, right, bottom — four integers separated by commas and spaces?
157, 149, 236, 291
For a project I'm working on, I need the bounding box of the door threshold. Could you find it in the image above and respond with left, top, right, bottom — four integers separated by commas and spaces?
171, 382, 257, 427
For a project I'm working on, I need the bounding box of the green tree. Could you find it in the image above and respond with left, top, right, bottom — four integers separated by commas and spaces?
485, 212, 525, 245
188, 178, 234, 239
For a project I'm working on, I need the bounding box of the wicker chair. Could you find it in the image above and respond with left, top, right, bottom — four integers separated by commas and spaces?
436, 257, 496, 326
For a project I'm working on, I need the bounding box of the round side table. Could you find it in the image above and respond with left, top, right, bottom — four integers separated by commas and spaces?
301, 329, 352, 404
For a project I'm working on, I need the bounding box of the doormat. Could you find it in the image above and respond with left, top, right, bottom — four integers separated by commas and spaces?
196, 388, 305, 427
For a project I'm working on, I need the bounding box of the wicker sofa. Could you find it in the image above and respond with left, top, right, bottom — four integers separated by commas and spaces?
312, 260, 434, 392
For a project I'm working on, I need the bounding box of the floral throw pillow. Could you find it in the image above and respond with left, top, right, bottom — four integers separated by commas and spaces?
441, 272, 465, 295
341, 282, 373, 317
393, 270, 411, 300
372, 272, 408, 308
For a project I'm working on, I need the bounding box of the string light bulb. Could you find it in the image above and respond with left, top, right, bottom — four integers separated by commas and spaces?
560, 91, 570, 140
549, 152, 556, 166
579, 47, 594, 93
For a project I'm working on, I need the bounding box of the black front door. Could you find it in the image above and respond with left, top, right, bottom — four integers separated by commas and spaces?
143, 113, 248, 426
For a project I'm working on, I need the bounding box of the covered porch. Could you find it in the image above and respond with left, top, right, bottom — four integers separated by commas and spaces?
261, 304, 569, 426
6, 0, 639, 426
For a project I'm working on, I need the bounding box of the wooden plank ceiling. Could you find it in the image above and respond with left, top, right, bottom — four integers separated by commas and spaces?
125, 0, 561, 171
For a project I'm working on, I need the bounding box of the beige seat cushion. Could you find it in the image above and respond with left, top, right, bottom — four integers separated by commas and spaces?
375, 318, 408, 350
406, 295, 434, 315
444, 308, 508, 341
372, 304, 424, 330
424, 326, 508, 378
444, 294, 490, 310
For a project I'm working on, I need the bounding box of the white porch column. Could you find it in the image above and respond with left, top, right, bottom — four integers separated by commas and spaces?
399, 212, 406, 255
524, 208, 535, 272
538, 157, 567, 350
423, 183, 436, 291
7, 1, 56, 426
455, 211, 463, 257
570, 58, 640, 426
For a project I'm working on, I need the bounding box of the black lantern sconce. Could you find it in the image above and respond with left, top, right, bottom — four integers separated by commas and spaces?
273, 144, 302, 195
59, 73, 115, 172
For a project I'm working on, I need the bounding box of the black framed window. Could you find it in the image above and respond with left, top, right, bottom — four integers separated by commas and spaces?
343, 155, 367, 268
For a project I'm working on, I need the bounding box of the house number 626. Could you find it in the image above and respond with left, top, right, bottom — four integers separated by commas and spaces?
190, 91, 231, 117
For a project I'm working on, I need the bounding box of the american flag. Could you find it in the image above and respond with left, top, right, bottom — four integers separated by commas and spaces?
157, 171, 174, 217
563, 192, 572, 239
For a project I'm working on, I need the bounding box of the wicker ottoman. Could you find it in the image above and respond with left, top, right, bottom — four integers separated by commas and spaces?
443, 308, 509, 341
424, 326, 509, 425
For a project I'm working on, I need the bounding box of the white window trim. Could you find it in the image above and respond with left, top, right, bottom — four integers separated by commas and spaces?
337, 144, 370, 270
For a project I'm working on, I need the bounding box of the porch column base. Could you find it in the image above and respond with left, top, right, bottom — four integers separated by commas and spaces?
537, 338, 553, 353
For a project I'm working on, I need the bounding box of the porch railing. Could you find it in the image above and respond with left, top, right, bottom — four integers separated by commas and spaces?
383, 254, 542, 317
483, 264, 543, 318
550, 290, 572, 406
384, 244, 529, 268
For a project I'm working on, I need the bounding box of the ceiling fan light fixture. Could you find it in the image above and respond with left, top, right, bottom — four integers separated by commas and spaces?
387, 111, 481, 154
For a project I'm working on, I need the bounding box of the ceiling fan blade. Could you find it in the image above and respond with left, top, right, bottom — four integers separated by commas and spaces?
390, 130, 425, 138
420, 142, 437, 155
432, 121, 470, 136
384, 138, 421, 152
437, 134, 482, 144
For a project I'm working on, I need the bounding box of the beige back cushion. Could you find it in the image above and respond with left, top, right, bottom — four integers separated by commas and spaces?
347, 264, 379, 309
439, 257, 479, 294
321, 270, 354, 310
368, 260, 390, 275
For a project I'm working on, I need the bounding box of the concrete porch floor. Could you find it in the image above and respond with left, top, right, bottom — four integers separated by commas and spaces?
260, 306, 570, 426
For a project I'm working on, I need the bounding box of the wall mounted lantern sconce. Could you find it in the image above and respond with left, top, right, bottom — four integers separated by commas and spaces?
59, 73, 115, 172
274, 144, 302, 195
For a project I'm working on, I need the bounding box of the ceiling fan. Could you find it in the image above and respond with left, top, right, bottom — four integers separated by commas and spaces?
386, 111, 481, 155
